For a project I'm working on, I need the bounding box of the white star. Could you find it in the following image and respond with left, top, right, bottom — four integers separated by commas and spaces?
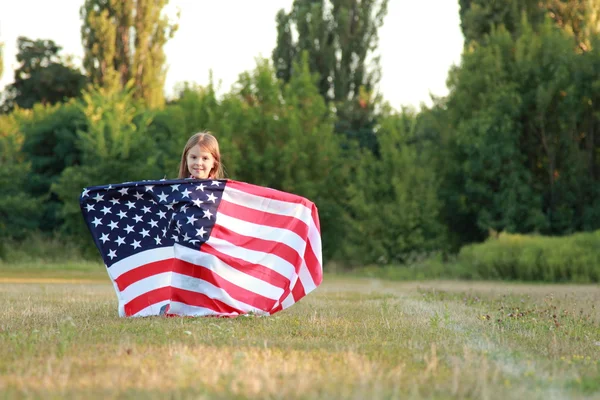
189, 239, 200, 245
195, 183, 205, 192
100, 233, 110, 243
145, 185, 154, 192
118, 188, 129, 196
162, 228, 167, 236
154, 236, 162, 245
134, 192, 144, 200
92, 217, 102, 227
181, 205, 188, 213
115, 236, 126, 246
171, 184, 180, 191
101, 206, 112, 215
105, 185, 113, 191
157, 210, 167, 219
124, 225, 135, 234
108, 249, 117, 260
82, 188, 90, 197
108, 221, 119, 230
149, 199, 157, 205
192, 199, 203, 207
126, 201, 136, 209
142, 206, 151, 214
171, 234, 179, 242
131, 240, 141, 249
181, 188, 192, 198
182, 233, 190, 241
211, 180, 221, 186
148, 219, 158, 228
157, 192, 169, 203
117, 210, 128, 219
196, 227, 206, 237
140, 228, 150, 238
133, 215, 143, 223
109, 198, 120, 205
85, 204, 95, 212
93, 193, 104, 202
206, 193, 217, 203
187, 215, 198, 225
203, 209, 213, 219
165, 202, 175, 210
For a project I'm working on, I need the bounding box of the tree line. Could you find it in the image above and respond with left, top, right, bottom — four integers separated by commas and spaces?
1, 0, 599, 266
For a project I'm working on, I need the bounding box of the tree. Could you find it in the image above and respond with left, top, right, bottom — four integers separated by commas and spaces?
459, 0, 600, 51
80, 0, 178, 108
1, 37, 87, 113
272, 0, 388, 151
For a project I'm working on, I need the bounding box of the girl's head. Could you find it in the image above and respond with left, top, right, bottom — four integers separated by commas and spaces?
178, 131, 224, 180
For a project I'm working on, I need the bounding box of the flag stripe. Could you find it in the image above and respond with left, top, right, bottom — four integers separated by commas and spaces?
125, 286, 171, 316
223, 186, 313, 226
218, 199, 309, 240
210, 225, 302, 272
115, 258, 173, 291
216, 213, 306, 258
109, 247, 173, 280
173, 249, 280, 310
170, 287, 242, 315
304, 240, 322, 286
207, 236, 295, 281
226, 180, 315, 215
201, 243, 290, 291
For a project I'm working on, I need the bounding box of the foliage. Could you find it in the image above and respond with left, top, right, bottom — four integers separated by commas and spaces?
1, 37, 87, 113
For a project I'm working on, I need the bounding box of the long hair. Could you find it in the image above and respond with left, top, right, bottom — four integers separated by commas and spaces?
177, 131, 224, 179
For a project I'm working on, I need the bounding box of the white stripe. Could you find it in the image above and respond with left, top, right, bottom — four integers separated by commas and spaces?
108, 247, 173, 279
298, 260, 317, 295
131, 300, 170, 317
206, 236, 296, 280
281, 293, 295, 309
120, 272, 171, 307
175, 244, 284, 301
308, 220, 323, 267
216, 212, 307, 258
170, 272, 257, 313
223, 186, 313, 226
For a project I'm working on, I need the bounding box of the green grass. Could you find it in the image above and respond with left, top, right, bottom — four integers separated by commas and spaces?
0, 264, 599, 399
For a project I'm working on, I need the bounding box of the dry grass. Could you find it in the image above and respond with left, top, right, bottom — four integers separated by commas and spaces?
0, 268, 599, 399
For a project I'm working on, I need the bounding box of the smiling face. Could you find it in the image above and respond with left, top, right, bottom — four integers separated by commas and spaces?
186, 145, 216, 179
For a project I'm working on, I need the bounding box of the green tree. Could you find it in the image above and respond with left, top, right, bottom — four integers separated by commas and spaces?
80, 0, 178, 108
343, 109, 445, 264
1, 37, 87, 113
272, 0, 388, 151
0, 111, 44, 239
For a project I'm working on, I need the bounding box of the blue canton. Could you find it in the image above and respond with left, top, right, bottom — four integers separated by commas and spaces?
80, 178, 226, 268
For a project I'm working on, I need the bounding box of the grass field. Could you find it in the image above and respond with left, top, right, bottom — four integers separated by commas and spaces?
1, 264, 599, 399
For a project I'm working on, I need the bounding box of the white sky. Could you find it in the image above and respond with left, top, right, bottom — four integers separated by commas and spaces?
0, 0, 464, 110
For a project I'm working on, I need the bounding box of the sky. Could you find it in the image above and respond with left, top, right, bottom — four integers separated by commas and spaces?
0, 0, 464, 110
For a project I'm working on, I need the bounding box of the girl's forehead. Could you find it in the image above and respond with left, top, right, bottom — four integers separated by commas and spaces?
189, 145, 212, 154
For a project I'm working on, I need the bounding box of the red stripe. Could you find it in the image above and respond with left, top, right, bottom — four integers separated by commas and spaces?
115, 258, 174, 291
170, 287, 242, 315
211, 224, 302, 271
227, 180, 314, 209
124, 286, 171, 316
291, 278, 306, 303
226, 180, 321, 232
304, 241, 322, 286
201, 243, 290, 290
218, 199, 309, 239
172, 258, 277, 312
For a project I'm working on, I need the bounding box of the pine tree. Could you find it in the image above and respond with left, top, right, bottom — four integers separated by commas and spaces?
80, 0, 178, 108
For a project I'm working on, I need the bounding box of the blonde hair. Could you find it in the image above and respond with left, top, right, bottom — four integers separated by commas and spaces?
178, 131, 224, 179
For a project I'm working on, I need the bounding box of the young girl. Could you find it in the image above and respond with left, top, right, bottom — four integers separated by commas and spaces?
178, 131, 224, 180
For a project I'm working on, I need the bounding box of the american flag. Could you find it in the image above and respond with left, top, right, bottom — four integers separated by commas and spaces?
79, 178, 322, 317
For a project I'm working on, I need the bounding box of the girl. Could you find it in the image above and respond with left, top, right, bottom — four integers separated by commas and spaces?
178, 131, 224, 180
